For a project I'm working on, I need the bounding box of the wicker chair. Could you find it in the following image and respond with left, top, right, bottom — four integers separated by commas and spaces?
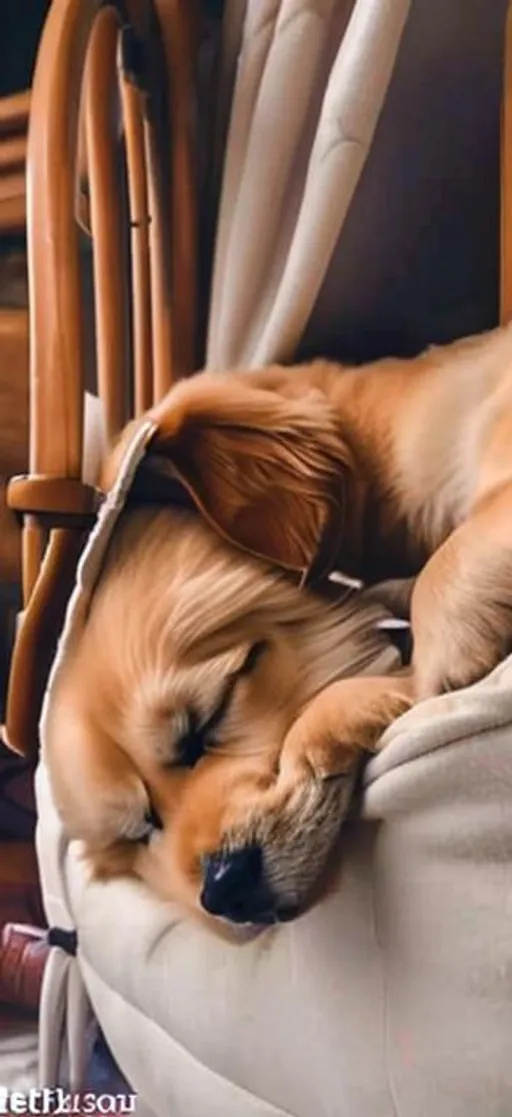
4, 0, 199, 761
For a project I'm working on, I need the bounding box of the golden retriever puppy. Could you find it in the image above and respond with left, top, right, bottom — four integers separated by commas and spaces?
47, 504, 409, 928
136, 322, 512, 700
49, 321, 512, 927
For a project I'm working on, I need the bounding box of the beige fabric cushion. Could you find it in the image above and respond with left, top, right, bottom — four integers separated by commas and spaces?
207, 0, 412, 369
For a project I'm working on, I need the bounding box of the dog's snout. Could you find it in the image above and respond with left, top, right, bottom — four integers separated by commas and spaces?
200, 846, 278, 925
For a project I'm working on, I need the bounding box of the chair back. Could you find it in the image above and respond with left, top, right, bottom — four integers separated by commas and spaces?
5, 0, 198, 757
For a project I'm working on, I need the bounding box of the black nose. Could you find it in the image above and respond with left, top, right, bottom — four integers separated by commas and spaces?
200, 847, 278, 924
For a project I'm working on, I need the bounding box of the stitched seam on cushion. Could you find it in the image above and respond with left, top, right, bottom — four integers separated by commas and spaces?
79, 955, 298, 1117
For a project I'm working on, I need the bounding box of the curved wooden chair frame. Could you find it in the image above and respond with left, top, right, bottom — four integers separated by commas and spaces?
4, 0, 198, 758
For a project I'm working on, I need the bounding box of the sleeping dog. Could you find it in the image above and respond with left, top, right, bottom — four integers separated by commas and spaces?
47, 323, 512, 928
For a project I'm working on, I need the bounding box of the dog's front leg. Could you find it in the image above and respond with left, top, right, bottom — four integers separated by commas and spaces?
277, 674, 414, 785
411, 484, 512, 698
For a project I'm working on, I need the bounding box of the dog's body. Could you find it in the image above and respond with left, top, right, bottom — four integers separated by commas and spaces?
239, 324, 512, 696
47, 323, 512, 928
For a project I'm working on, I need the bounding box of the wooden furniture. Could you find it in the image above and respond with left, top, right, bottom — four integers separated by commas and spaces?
4, 0, 199, 759
0, 311, 28, 587
0, 91, 30, 236
0, 88, 32, 666
0, 310, 29, 724
0, 6, 53, 708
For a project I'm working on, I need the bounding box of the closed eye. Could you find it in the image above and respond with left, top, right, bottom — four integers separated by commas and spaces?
174, 640, 269, 770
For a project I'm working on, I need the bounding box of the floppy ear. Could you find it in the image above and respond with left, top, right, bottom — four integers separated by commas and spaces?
138, 372, 355, 580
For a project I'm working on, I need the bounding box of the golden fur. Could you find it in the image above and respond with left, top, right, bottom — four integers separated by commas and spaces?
47, 323, 512, 928
47, 506, 405, 927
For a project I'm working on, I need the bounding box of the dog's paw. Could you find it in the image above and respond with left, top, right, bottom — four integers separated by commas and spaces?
414, 632, 506, 698
412, 587, 511, 698
277, 675, 413, 785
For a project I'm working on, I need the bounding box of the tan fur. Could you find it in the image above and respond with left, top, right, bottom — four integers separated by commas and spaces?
47, 507, 403, 925
47, 323, 512, 926
147, 325, 512, 696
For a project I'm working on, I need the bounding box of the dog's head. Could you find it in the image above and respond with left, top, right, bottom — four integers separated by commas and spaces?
47, 505, 393, 931
46, 371, 387, 932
